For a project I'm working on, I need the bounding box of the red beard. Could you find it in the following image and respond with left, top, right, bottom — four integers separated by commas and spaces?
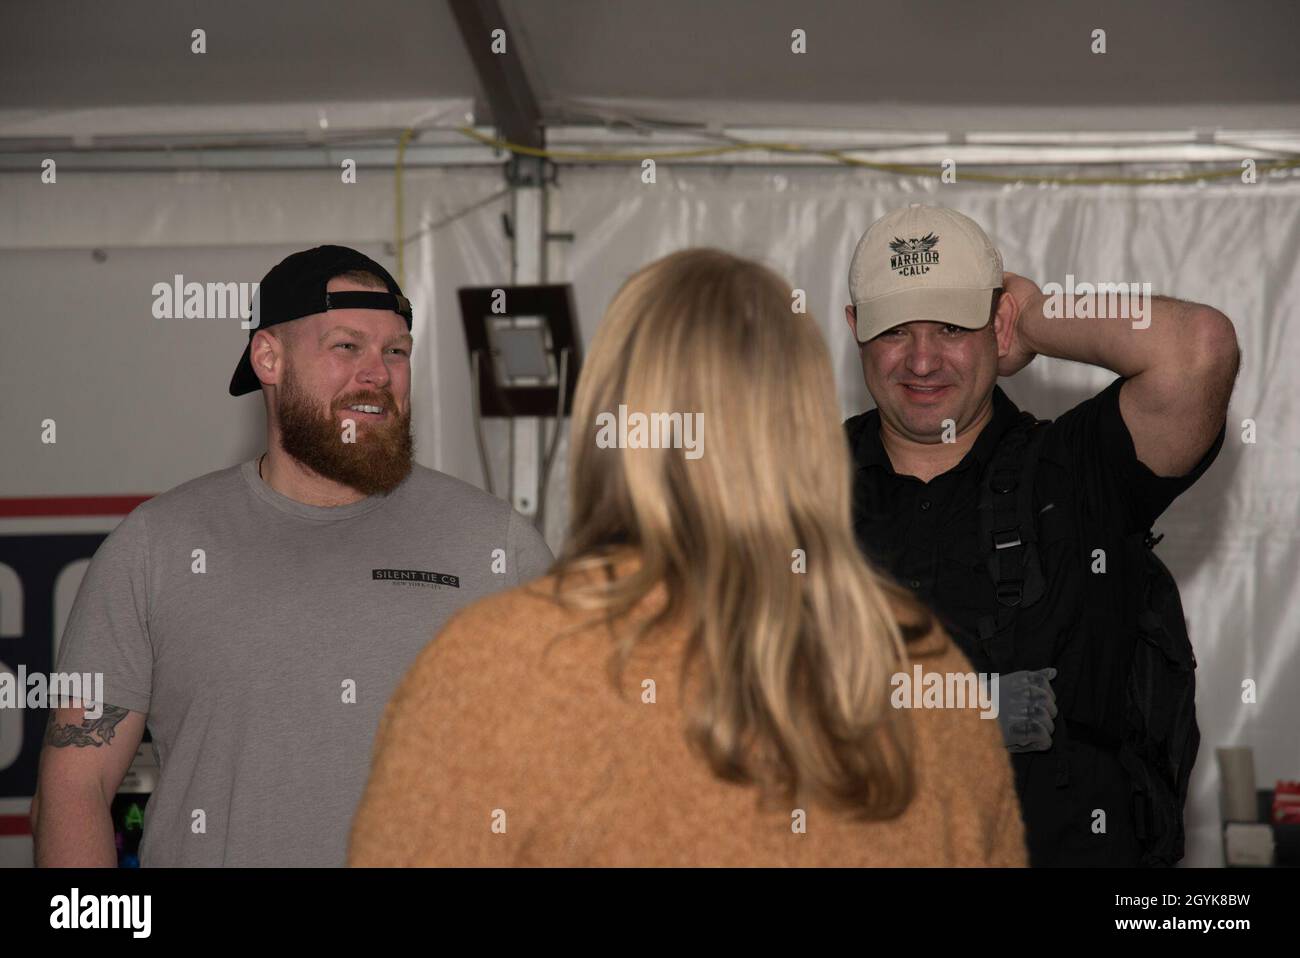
277, 364, 414, 496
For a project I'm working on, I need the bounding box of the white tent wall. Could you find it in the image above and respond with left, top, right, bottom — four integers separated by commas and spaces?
0, 166, 510, 495
551, 165, 1300, 868
551, 164, 1300, 868
3, 162, 1297, 867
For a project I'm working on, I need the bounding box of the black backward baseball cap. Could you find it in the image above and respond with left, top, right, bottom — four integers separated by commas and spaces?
229, 245, 413, 396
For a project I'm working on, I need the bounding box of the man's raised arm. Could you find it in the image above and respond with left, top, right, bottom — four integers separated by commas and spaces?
1000, 272, 1239, 477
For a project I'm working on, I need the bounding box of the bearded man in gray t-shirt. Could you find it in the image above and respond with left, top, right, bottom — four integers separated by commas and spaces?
31, 246, 554, 866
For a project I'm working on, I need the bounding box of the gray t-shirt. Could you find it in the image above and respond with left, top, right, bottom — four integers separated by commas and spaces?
55, 459, 554, 866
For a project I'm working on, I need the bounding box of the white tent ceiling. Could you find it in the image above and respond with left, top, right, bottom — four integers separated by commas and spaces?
3, 0, 1298, 139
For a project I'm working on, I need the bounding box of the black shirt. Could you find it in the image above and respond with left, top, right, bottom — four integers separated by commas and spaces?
846, 377, 1224, 866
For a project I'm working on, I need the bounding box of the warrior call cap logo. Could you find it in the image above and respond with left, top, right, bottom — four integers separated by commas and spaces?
848, 205, 1003, 343
888, 232, 940, 277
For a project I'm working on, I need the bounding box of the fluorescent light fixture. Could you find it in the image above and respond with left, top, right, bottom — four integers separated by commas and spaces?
486, 315, 556, 386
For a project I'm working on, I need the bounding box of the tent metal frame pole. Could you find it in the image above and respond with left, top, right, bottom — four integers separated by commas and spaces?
450, 0, 549, 520
507, 157, 548, 519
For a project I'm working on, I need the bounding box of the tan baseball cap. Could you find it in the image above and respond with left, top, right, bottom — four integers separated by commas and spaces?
848, 205, 1003, 343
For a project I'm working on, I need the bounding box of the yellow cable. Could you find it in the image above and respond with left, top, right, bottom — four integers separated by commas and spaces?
457, 125, 1300, 187
395, 127, 415, 286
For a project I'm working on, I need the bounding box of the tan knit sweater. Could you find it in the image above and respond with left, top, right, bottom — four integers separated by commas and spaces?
349, 573, 1027, 867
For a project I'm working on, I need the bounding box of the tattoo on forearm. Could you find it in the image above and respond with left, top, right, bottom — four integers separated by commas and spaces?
44, 705, 130, 748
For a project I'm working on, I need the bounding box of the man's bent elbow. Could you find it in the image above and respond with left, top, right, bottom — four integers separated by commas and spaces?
1189, 308, 1241, 386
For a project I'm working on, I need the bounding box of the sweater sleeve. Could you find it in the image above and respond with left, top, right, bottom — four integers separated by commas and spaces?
986, 755, 1029, 867
919, 636, 1029, 868
348, 598, 551, 867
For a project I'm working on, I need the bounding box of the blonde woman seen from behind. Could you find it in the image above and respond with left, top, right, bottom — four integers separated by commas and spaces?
348, 249, 1027, 867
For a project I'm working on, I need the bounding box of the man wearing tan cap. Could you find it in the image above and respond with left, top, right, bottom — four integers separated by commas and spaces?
843, 205, 1238, 866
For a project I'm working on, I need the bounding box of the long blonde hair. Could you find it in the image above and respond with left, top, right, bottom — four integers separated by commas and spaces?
551, 248, 936, 819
